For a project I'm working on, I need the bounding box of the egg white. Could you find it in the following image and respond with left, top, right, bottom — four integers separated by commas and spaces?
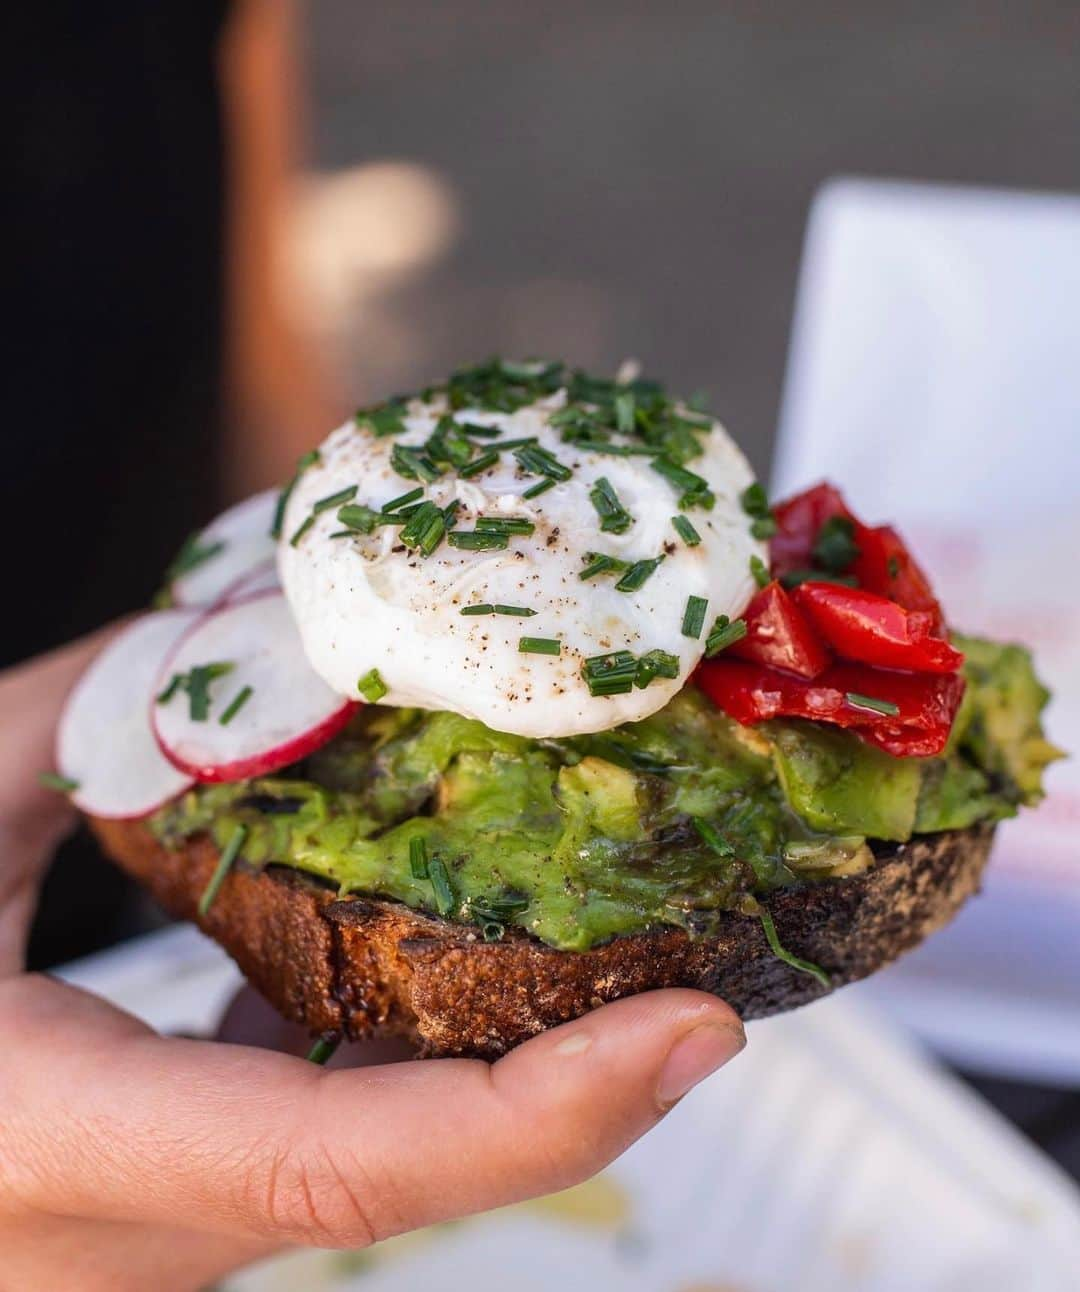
278, 390, 765, 738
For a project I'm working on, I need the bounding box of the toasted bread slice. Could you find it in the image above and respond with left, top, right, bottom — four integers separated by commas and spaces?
89, 816, 993, 1058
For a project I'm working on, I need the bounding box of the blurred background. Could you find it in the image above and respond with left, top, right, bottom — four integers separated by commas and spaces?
5, 0, 1079, 1268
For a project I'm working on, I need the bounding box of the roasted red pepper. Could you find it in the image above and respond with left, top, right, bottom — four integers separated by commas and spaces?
696, 657, 965, 758
791, 582, 962, 675
770, 482, 853, 578
729, 581, 830, 679
850, 524, 944, 630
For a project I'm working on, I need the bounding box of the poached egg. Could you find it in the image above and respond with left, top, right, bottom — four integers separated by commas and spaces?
279, 374, 765, 738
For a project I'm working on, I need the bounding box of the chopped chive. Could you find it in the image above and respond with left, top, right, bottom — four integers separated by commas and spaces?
289, 513, 316, 547
399, 501, 446, 555
749, 554, 770, 588
692, 816, 735, 858
812, 516, 860, 572
705, 615, 748, 656
409, 835, 429, 879
271, 449, 320, 539
750, 515, 778, 540
475, 516, 535, 536
355, 402, 407, 437
522, 478, 557, 499
156, 672, 183, 704
163, 533, 225, 584
448, 530, 509, 551
495, 436, 539, 451
306, 1035, 341, 1065
313, 485, 358, 514
759, 908, 830, 988
513, 443, 572, 481
357, 668, 389, 702
458, 449, 500, 478
328, 529, 356, 539
218, 685, 253, 726
614, 555, 665, 592
614, 388, 636, 433
634, 649, 679, 689
198, 824, 247, 917
845, 691, 900, 717
589, 477, 634, 534
390, 442, 443, 483
671, 515, 702, 546
336, 503, 382, 533
38, 771, 79, 793
427, 855, 455, 916
459, 421, 502, 439
739, 482, 771, 518
185, 662, 234, 722
582, 649, 638, 696
681, 594, 708, 639
578, 551, 630, 581
519, 636, 561, 655
382, 486, 424, 513
779, 568, 859, 589
460, 603, 494, 616
651, 456, 715, 510
570, 439, 658, 457
493, 604, 536, 617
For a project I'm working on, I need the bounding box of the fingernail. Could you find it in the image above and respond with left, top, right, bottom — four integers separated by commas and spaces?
656, 1021, 745, 1107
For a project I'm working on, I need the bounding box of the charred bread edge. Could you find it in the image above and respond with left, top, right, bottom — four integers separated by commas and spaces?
89, 816, 994, 1059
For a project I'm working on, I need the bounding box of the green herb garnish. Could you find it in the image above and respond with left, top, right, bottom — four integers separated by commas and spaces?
357, 668, 389, 702
163, 532, 225, 585
289, 514, 316, 547
614, 555, 665, 593
198, 824, 247, 917
448, 530, 509, 551
156, 673, 184, 704
493, 604, 536, 617
271, 449, 320, 539
759, 908, 830, 988
522, 478, 556, 500
845, 692, 900, 717
681, 594, 708, 639
38, 771, 79, 793
578, 552, 630, 581
184, 662, 235, 721
589, 477, 634, 533
519, 636, 561, 655
475, 516, 535, 536
692, 816, 735, 858
313, 485, 358, 514
739, 483, 770, 518
633, 649, 679, 689
306, 1036, 341, 1065
335, 503, 382, 534
460, 603, 494, 616
513, 443, 572, 481
218, 685, 253, 726
779, 568, 859, 589
812, 515, 860, 573
382, 486, 424, 513
582, 650, 638, 696
399, 501, 447, 556
651, 456, 715, 510
749, 554, 770, 588
409, 835, 429, 879
671, 515, 702, 546
427, 855, 455, 916
458, 450, 500, 479
705, 615, 748, 656
391, 442, 442, 483
750, 516, 778, 539
355, 402, 407, 437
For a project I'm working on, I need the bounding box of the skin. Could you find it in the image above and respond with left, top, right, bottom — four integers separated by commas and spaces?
0, 628, 746, 1290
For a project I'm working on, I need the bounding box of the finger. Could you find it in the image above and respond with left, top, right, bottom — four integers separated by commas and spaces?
3, 976, 744, 1247
0, 623, 128, 975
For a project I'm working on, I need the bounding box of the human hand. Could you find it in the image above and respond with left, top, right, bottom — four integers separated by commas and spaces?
0, 631, 746, 1291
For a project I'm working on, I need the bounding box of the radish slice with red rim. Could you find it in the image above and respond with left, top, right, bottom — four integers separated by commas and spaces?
56, 611, 200, 818
153, 591, 358, 782
169, 490, 278, 608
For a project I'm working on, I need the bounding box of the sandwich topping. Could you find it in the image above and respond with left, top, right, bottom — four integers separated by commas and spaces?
51, 359, 1061, 967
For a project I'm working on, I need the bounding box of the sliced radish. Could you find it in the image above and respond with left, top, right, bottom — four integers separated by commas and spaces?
57, 611, 200, 818
153, 591, 357, 782
220, 557, 281, 604
170, 489, 278, 608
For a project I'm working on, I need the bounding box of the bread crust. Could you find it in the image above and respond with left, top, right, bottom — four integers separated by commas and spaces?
89, 816, 994, 1058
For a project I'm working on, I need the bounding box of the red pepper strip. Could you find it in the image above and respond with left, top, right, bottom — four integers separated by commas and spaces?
769, 482, 854, 576
729, 581, 831, 679
850, 524, 944, 632
695, 657, 965, 758
791, 582, 962, 674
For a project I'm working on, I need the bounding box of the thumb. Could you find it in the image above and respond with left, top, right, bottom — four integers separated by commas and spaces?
9, 983, 745, 1248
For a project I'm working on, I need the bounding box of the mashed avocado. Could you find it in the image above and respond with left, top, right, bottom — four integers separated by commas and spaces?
153, 636, 1059, 951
